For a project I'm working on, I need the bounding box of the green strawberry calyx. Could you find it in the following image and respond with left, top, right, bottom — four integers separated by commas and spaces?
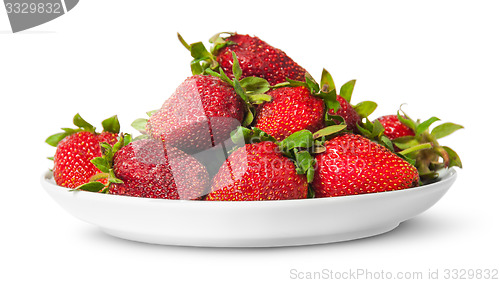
178, 32, 240, 75
391, 108, 463, 181
209, 32, 236, 55
178, 32, 235, 76
131, 110, 157, 139
46, 114, 121, 163
72, 133, 132, 193
333, 78, 377, 122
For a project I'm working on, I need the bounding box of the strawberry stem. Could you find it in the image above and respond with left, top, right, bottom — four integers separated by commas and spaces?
89, 172, 109, 182
398, 143, 432, 156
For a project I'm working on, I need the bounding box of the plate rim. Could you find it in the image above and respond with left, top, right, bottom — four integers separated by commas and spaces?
41, 168, 457, 206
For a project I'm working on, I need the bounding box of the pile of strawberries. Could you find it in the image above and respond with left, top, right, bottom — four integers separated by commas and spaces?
46, 32, 463, 201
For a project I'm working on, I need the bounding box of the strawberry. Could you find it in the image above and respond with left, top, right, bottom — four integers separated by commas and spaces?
312, 133, 419, 197
324, 78, 378, 133
78, 137, 210, 200
178, 32, 307, 85
213, 33, 307, 85
377, 110, 463, 181
376, 114, 415, 139
46, 114, 120, 188
253, 69, 368, 141
145, 75, 246, 154
205, 141, 308, 201
327, 95, 362, 132
109, 139, 210, 200
140, 59, 273, 154
254, 86, 325, 141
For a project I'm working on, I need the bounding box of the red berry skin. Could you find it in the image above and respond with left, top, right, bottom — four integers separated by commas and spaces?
327, 96, 361, 132
53, 131, 118, 188
206, 142, 308, 201
146, 75, 245, 154
376, 115, 415, 140
109, 139, 210, 200
312, 133, 419, 198
254, 86, 325, 141
216, 34, 307, 86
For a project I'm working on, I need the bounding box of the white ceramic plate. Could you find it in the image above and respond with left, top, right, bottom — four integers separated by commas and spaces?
41, 169, 457, 247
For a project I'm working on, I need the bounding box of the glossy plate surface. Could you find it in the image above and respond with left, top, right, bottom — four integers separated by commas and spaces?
41, 169, 457, 247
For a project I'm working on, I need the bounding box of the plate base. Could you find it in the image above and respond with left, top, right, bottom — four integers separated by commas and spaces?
42, 169, 456, 248
101, 223, 400, 247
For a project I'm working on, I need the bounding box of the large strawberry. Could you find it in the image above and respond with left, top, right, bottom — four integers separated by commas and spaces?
144, 75, 246, 154
178, 32, 307, 85
312, 133, 419, 197
78, 137, 210, 200
46, 114, 120, 188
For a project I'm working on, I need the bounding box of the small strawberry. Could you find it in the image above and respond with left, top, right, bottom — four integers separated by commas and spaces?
79, 137, 210, 200
376, 114, 415, 139
46, 114, 120, 188
378, 110, 463, 181
312, 133, 420, 197
178, 32, 307, 85
254, 86, 325, 141
324, 79, 378, 133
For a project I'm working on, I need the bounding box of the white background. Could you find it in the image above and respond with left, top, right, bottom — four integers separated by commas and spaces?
1, 1, 498, 282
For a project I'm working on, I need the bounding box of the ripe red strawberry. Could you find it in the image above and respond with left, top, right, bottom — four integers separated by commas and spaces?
178, 32, 306, 86
145, 75, 246, 154
376, 114, 415, 139
205, 141, 308, 201
213, 33, 307, 85
327, 95, 362, 132
252, 70, 367, 141
371, 111, 463, 181
46, 114, 120, 188
108, 139, 210, 200
254, 86, 325, 141
312, 133, 419, 197
252, 69, 349, 141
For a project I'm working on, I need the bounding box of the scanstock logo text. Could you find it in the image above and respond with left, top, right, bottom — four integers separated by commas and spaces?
4, 0, 79, 32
